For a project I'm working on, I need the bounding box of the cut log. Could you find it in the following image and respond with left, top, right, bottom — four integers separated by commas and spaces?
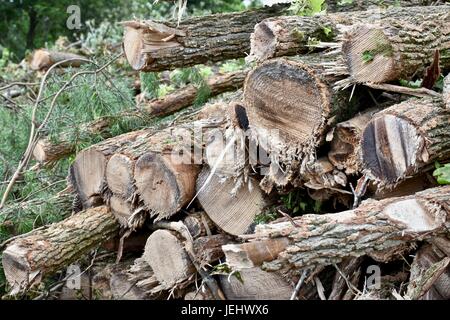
109, 258, 167, 300
143, 229, 228, 289
196, 167, 267, 236
243, 57, 358, 188
30, 49, 87, 71
406, 244, 450, 300
341, 6, 450, 84
137, 69, 248, 116
223, 186, 450, 275
2, 206, 119, 293
33, 117, 113, 163
328, 108, 380, 175
219, 267, 292, 300
132, 128, 201, 221
360, 97, 450, 187
69, 129, 148, 210
249, 6, 446, 62
204, 126, 247, 179
122, 5, 287, 71
108, 195, 138, 228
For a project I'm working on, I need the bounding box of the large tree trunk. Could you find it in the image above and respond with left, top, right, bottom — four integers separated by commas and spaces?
122, 5, 287, 71
196, 167, 267, 236
137, 70, 248, 116
30, 49, 87, 71
360, 97, 450, 187
249, 6, 448, 63
2, 206, 119, 294
341, 7, 450, 84
223, 186, 450, 275
243, 56, 359, 189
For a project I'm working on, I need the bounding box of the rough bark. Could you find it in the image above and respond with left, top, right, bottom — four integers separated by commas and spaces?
137, 69, 248, 116
361, 97, 450, 187
219, 267, 293, 300
30, 49, 87, 71
249, 6, 449, 63
342, 6, 450, 84
2, 206, 119, 294
328, 108, 380, 175
143, 229, 228, 289
223, 186, 450, 275
444, 74, 450, 109
196, 167, 267, 236
122, 5, 287, 71
243, 56, 359, 189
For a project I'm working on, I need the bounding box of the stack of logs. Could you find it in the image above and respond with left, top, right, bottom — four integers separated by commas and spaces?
3, 1, 450, 300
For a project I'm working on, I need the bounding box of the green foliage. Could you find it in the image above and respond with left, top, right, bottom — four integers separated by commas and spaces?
289, 0, 326, 16
338, 0, 354, 5
281, 189, 322, 215
254, 210, 278, 224
211, 263, 243, 284
399, 79, 422, 88
433, 162, 450, 185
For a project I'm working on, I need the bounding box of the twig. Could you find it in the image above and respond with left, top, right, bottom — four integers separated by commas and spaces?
290, 269, 309, 300
364, 82, 441, 98
0, 54, 121, 210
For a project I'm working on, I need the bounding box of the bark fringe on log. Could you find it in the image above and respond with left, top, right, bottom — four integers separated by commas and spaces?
249, 6, 449, 63
137, 69, 248, 116
122, 5, 287, 71
30, 49, 87, 71
223, 186, 450, 275
327, 108, 380, 175
341, 6, 450, 84
243, 56, 358, 189
2, 206, 119, 294
360, 97, 450, 187
196, 167, 267, 236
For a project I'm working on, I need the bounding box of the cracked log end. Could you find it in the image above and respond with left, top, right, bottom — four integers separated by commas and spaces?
109, 195, 133, 227
123, 22, 181, 71
106, 153, 134, 198
361, 114, 423, 185
69, 148, 107, 209
196, 167, 266, 236
143, 229, 194, 288
249, 20, 277, 62
135, 152, 198, 220
244, 58, 330, 149
342, 24, 397, 83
